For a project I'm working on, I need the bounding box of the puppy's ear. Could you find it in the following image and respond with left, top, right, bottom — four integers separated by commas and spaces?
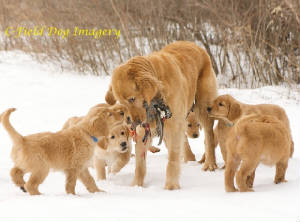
105, 85, 116, 105
97, 137, 108, 150
228, 103, 241, 120
129, 56, 162, 104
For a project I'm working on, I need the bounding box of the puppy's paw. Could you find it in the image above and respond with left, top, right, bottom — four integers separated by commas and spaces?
91, 187, 105, 193
274, 178, 287, 184
198, 154, 206, 164
239, 187, 254, 192
20, 186, 27, 193
225, 187, 238, 192
202, 162, 218, 171
184, 155, 196, 163
131, 177, 144, 187
164, 182, 180, 190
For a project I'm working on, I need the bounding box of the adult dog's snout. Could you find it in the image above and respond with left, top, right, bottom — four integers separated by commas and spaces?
126, 116, 132, 124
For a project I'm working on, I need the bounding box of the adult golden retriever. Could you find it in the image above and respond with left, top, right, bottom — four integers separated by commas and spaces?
106, 41, 217, 189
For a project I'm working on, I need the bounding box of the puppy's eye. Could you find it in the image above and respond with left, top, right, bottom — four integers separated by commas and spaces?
120, 111, 124, 116
219, 102, 224, 106
128, 97, 135, 103
188, 124, 192, 127
110, 135, 115, 139
121, 131, 125, 135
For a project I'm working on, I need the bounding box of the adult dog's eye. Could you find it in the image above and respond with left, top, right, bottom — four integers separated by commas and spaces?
121, 131, 125, 135
111, 135, 115, 139
120, 111, 124, 116
128, 97, 135, 103
219, 102, 224, 106
188, 124, 192, 127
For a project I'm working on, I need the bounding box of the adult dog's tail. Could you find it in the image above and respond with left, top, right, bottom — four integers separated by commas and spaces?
0, 108, 24, 145
105, 85, 117, 105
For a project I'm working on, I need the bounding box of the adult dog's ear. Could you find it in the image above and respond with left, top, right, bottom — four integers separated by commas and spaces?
97, 137, 108, 150
105, 85, 116, 105
228, 103, 241, 121
129, 56, 162, 104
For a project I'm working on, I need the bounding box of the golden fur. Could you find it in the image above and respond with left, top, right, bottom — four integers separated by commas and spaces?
149, 111, 202, 162
95, 123, 132, 180
0, 106, 124, 195
62, 103, 131, 181
62, 103, 132, 129
183, 111, 202, 162
207, 94, 294, 167
106, 41, 217, 189
224, 114, 292, 192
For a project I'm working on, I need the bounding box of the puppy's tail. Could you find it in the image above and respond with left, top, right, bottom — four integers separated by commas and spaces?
0, 108, 24, 145
105, 85, 116, 105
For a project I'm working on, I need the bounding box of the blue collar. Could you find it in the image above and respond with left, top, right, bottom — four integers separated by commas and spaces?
90, 136, 98, 143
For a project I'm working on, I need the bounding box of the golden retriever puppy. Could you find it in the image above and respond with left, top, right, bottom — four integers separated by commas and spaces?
183, 111, 202, 162
62, 103, 132, 129
207, 94, 294, 167
224, 114, 292, 192
148, 110, 202, 161
62, 103, 132, 180
0, 106, 123, 195
94, 123, 132, 180
106, 41, 217, 189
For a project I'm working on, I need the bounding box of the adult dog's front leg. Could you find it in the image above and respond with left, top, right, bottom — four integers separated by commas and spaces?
131, 126, 151, 187
197, 106, 217, 171
164, 122, 184, 190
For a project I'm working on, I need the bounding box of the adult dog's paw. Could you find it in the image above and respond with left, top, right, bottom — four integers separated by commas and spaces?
164, 182, 180, 190
202, 162, 218, 171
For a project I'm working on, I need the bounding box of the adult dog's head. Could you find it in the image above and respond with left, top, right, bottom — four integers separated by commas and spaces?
110, 56, 162, 124
207, 94, 241, 121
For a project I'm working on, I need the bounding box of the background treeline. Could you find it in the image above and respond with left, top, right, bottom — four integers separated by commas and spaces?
0, 0, 299, 88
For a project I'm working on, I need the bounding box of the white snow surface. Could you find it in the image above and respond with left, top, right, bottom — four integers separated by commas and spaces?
0, 51, 299, 222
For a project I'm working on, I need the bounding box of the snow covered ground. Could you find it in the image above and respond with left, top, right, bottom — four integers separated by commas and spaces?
0, 51, 299, 222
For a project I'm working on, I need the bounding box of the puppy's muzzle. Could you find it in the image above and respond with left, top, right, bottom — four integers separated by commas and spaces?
120, 142, 128, 151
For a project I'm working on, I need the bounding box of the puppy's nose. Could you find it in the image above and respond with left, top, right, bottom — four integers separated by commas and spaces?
207, 107, 212, 113
193, 133, 198, 138
127, 116, 131, 124
120, 142, 127, 147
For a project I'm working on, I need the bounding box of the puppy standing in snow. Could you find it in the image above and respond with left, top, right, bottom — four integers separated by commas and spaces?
0, 106, 123, 195
207, 94, 294, 167
63, 103, 133, 180
148, 110, 202, 163
95, 123, 132, 180
224, 114, 292, 192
